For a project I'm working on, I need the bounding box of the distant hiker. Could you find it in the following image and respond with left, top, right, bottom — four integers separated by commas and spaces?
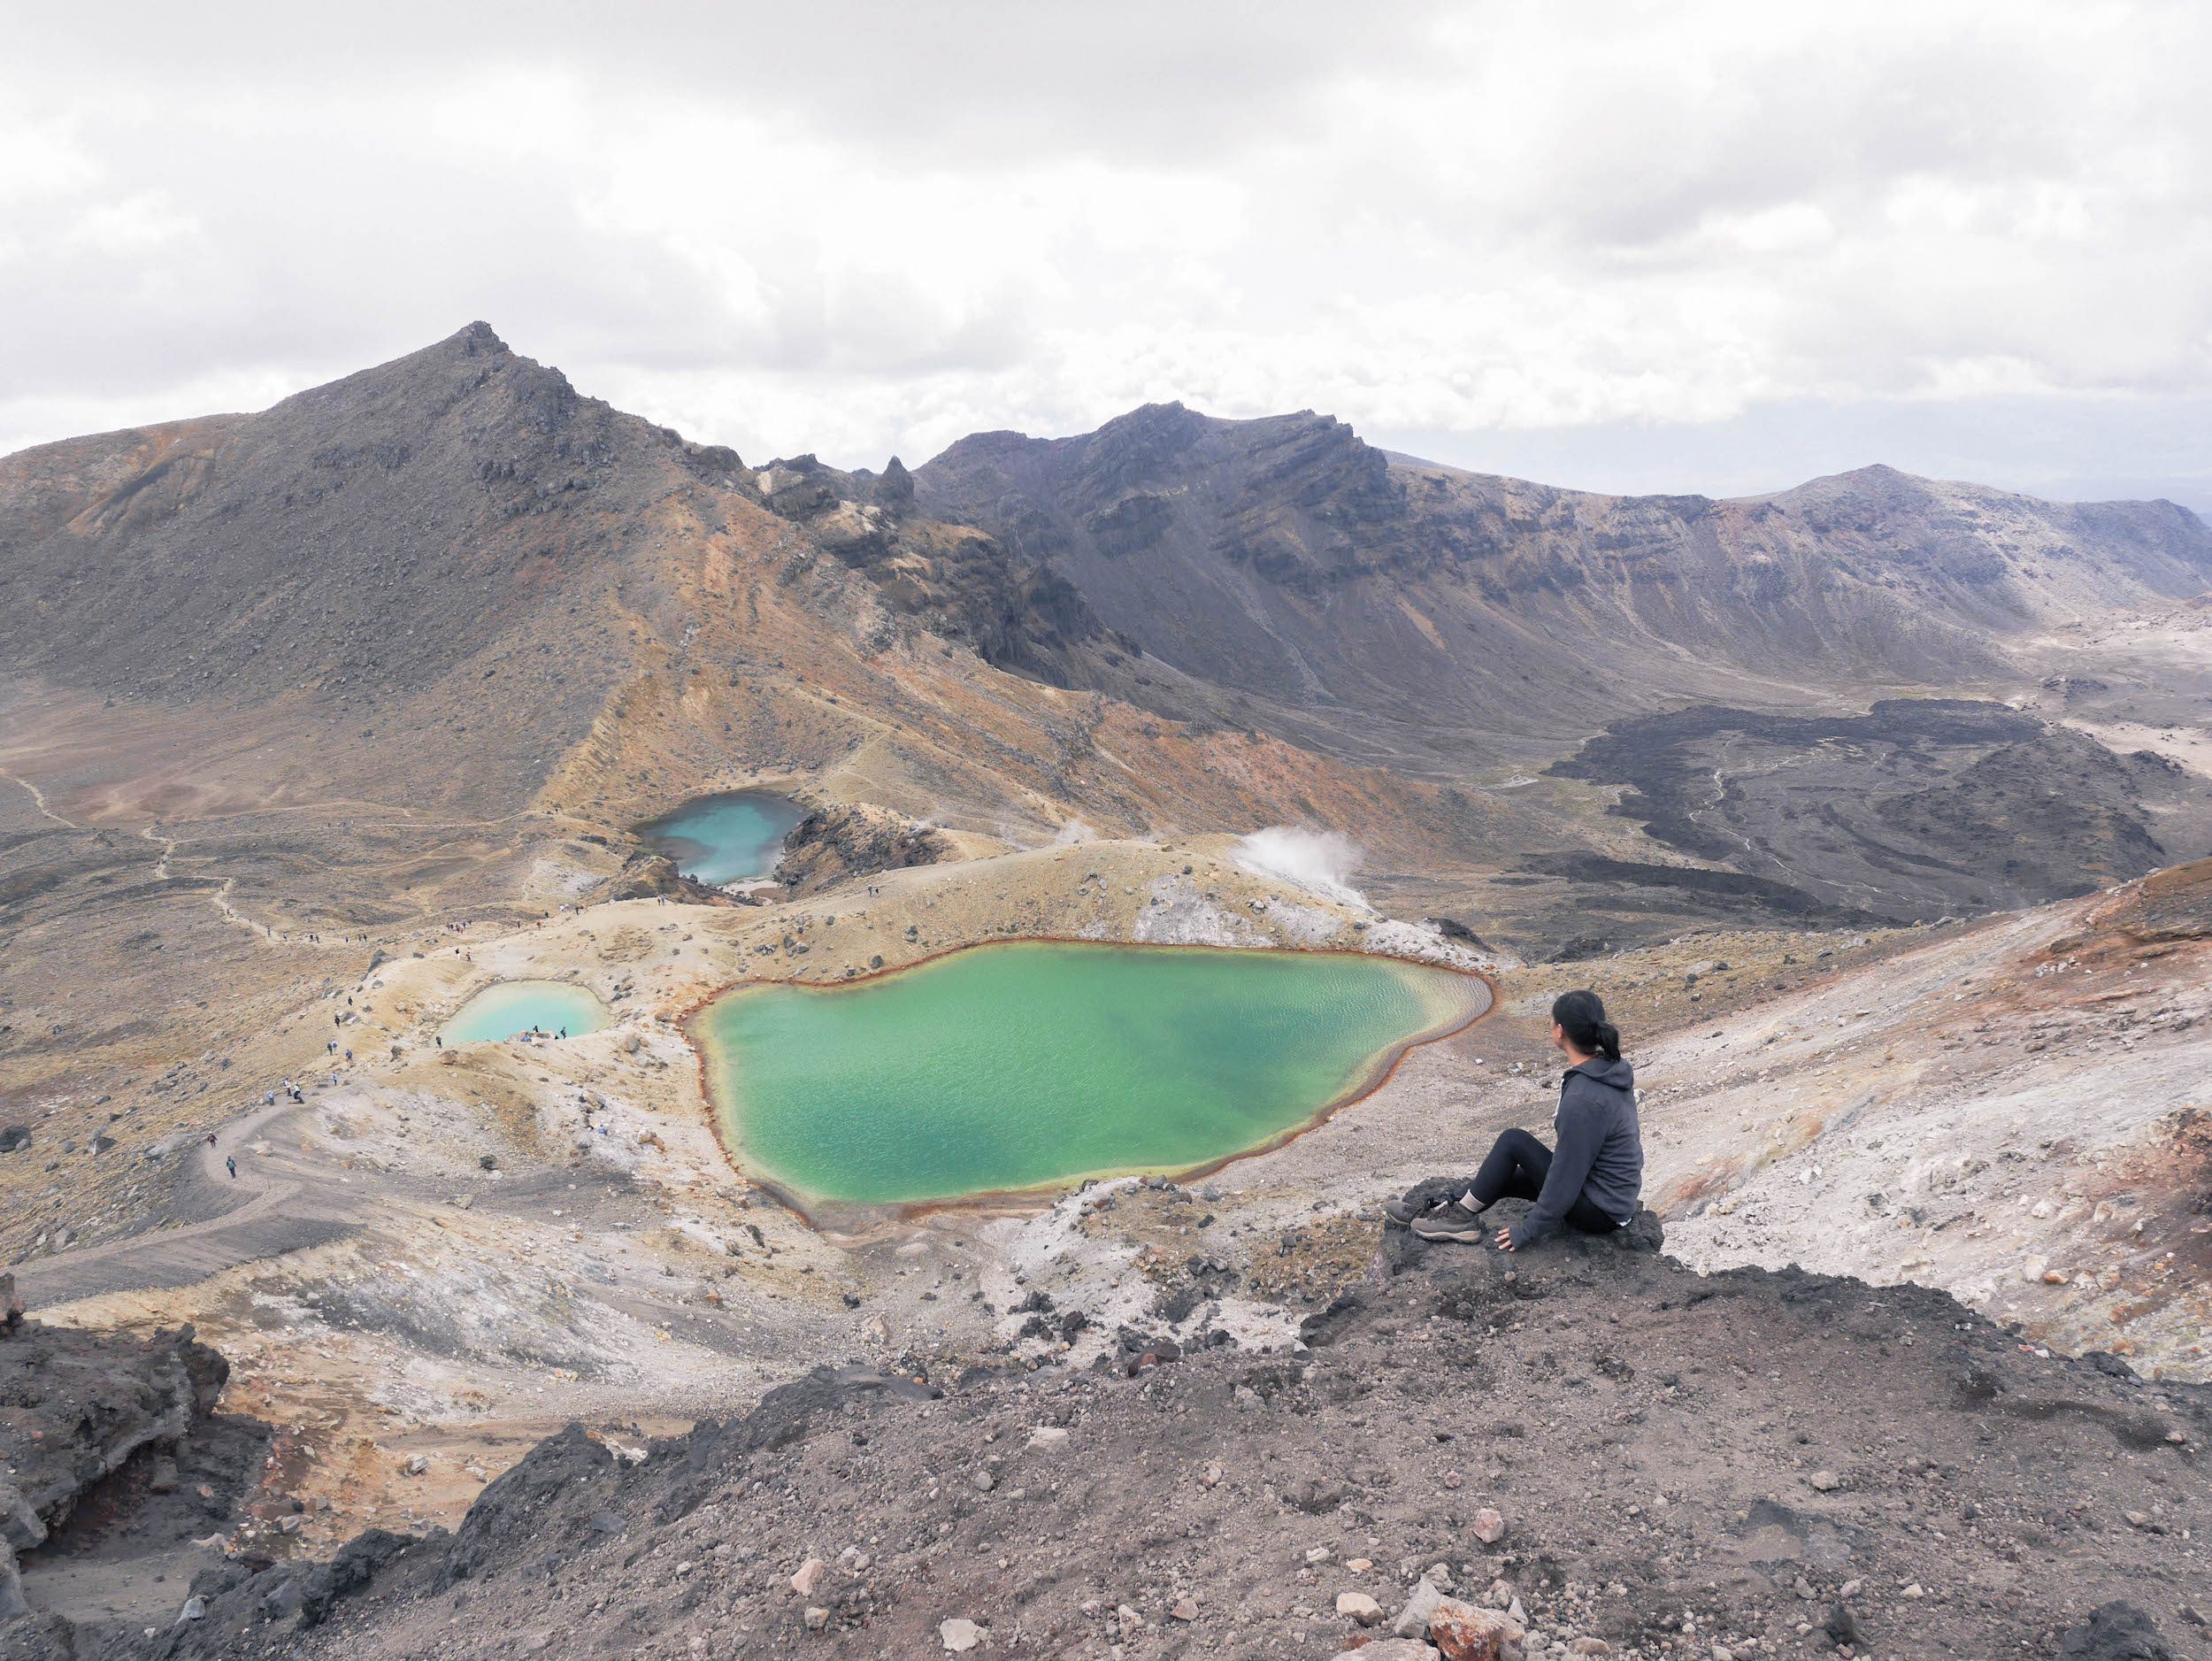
226, 1155, 237, 1179
1386, 989, 1644, 1250
344, 1049, 352, 1062
435, 1034, 442, 1048
558, 1027, 567, 1040
206, 1132, 218, 1147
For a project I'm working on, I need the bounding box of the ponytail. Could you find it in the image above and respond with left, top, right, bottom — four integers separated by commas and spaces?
1551, 988, 1622, 1061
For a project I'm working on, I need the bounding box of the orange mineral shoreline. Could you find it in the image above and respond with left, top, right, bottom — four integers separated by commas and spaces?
676, 936, 1499, 1232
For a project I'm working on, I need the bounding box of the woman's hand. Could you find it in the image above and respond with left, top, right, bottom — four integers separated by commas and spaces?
1494, 1227, 1516, 1251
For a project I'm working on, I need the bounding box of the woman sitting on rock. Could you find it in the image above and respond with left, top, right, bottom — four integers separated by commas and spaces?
1386, 988, 1644, 1250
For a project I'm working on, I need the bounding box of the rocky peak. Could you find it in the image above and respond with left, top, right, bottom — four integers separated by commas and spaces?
872, 455, 915, 513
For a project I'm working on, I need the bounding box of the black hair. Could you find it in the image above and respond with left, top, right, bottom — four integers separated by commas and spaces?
1551, 988, 1622, 1061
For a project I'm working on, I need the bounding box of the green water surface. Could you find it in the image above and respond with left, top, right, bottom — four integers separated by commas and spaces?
638, 790, 805, 886
444, 981, 609, 1045
695, 942, 1485, 1205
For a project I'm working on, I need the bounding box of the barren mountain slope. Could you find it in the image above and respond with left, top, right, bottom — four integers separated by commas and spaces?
0, 323, 1120, 820
1650, 857, 2212, 1371
916, 404, 2212, 771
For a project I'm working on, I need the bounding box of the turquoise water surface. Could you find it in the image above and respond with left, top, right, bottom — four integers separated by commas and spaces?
444, 981, 609, 1044
638, 791, 805, 886
695, 942, 1486, 1205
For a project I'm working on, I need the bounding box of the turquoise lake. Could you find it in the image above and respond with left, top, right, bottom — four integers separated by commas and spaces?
638, 790, 805, 886
444, 981, 610, 1045
694, 942, 1486, 1206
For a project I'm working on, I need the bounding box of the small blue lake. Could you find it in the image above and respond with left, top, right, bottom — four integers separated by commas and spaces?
444, 981, 610, 1045
638, 791, 805, 886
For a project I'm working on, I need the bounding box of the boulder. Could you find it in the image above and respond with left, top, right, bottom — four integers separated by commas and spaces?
0, 1316, 227, 1588
298, 1528, 418, 1629
1338, 1590, 1384, 1626
2058, 1601, 2176, 1661
1395, 1576, 1448, 1638
1429, 1596, 1525, 1661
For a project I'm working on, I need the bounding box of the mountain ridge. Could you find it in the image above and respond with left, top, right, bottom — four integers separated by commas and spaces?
914, 397, 2212, 778
5, 325, 2209, 942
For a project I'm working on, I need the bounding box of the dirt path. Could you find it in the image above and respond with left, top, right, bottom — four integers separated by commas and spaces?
0, 765, 80, 828
134, 819, 361, 950
11, 1100, 362, 1311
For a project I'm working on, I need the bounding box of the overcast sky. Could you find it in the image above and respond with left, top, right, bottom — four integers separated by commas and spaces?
5, 1, 2209, 506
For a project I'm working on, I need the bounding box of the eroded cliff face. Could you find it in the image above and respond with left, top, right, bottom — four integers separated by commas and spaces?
748, 450, 1110, 681
1, 1282, 228, 1621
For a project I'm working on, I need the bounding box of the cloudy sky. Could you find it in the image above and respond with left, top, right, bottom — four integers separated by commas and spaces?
5, 1, 2209, 505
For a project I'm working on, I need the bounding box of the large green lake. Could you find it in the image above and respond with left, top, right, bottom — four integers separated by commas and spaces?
694, 942, 1486, 1206
638, 790, 804, 886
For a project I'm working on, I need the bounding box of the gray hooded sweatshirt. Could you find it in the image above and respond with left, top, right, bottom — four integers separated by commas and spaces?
1512, 1055, 1645, 1247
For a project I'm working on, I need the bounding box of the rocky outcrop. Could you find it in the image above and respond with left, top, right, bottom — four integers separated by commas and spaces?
594, 851, 730, 906
776, 805, 949, 898
0, 1312, 227, 1625
750, 450, 1109, 680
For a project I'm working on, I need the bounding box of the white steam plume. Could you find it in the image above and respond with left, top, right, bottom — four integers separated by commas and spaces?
1233, 826, 1367, 907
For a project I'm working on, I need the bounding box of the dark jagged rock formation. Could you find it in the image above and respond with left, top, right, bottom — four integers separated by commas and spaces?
1, 1311, 227, 1628
776, 805, 949, 899
750, 450, 1108, 681
131, 1203, 2208, 1660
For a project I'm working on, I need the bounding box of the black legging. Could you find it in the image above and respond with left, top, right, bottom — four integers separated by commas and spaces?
1403, 1128, 1621, 1234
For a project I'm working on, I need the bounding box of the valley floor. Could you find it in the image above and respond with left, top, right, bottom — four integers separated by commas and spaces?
4, 735, 2210, 1659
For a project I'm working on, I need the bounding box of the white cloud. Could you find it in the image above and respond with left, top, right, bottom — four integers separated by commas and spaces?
2, 0, 2209, 506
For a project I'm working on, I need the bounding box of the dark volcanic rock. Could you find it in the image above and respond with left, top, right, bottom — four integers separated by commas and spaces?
137, 1203, 2208, 1660
777, 805, 948, 899
0, 1315, 227, 1633
1551, 698, 2212, 922
595, 851, 726, 906
752, 450, 1107, 680
2059, 1600, 2177, 1661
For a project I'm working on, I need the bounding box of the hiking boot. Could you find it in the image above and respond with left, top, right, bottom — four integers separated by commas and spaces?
1382, 1197, 1423, 1227
1410, 1203, 1487, 1242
